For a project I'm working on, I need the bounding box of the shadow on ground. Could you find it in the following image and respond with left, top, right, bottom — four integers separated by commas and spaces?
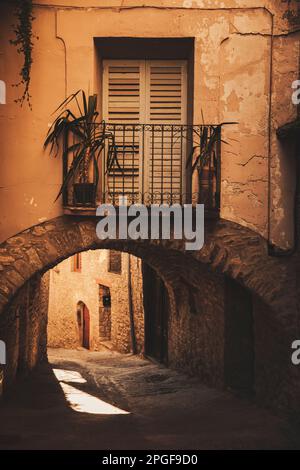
0, 348, 299, 450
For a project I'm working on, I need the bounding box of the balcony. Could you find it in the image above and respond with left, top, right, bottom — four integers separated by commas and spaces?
62, 123, 221, 216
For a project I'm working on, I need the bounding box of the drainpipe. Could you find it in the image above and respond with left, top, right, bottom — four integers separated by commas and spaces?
127, 254, 137, 354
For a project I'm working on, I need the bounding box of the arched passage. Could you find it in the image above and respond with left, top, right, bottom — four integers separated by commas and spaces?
0, 216, 298, 412
0, 217, 295, 321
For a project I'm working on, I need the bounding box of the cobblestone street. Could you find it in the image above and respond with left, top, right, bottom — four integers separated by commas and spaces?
0, 348, 299, 450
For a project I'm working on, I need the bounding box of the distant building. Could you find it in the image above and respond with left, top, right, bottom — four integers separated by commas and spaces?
48, 250, 145, 354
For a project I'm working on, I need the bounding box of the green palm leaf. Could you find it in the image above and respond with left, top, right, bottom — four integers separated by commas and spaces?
44, 90, 113, 202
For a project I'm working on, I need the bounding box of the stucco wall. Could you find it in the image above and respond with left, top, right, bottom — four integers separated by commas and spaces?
47, 249, 145, 353
0, 1, 298, 249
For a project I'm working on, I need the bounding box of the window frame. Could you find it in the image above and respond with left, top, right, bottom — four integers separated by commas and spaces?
108, 250, 122, 274
71, 253, 82, 273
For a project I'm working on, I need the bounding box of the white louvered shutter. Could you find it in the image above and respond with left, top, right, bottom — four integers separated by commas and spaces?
103, 61, 145, 201
145, 61, 187, 199
103, 60, 187, 201
146, 61, 186, 124
103, 60, 146, 123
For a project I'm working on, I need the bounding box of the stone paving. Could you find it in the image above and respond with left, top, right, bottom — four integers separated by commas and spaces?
0, 348, 299, 450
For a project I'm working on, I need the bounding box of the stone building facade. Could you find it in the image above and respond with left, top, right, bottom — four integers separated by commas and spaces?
48, 250, 145, 354
0, 272, 49, 389
0, 0, 299, 416
0, 217, 299, 413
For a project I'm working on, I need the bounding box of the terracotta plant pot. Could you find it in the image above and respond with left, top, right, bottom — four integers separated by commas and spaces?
73, 183, 96, 206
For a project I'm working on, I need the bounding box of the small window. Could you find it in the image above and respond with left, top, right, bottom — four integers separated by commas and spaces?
99, 285, 111, 340
99, 285, 111, 308
108, 250, 122, 274
72, 253, 82, 272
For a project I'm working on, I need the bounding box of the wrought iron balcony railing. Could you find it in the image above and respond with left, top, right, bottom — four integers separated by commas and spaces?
62, 123, 221, 213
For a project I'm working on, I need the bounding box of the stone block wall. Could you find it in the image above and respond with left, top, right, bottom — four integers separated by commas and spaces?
144, 259, 300, 414
130, 256, 145, 354
167, 266, 225, 388
0, 272, 49, 392
98, 286, 112, 340
47, 249, 145, 354
253, 296, 300, 413
97, 252, 144, 353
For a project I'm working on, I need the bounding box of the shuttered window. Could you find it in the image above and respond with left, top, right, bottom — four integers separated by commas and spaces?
146, 62, 186, 196
103, 60, 187, 127
147, 62, 186, 124
103, 62, 144, 123
103, 60, 187, 199
108, 250, 122, 274
71, 253, 82, 273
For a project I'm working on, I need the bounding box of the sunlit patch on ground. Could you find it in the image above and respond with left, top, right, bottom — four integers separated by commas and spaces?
53, 368, 129, 415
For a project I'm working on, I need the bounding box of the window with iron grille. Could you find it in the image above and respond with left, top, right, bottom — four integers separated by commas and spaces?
108, 250, 122, 274
102, 59, 187, 202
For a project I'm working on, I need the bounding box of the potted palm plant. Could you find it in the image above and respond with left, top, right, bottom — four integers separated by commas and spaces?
185, 125, 221, 208
44, 90, 117, 206
185, 119, 235, 209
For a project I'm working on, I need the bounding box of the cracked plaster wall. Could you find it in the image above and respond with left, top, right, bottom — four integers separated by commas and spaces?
0, 1, 298, 248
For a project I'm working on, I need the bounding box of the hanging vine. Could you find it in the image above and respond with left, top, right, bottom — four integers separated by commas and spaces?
282, 0, 300, 27
10, 0, 36, 108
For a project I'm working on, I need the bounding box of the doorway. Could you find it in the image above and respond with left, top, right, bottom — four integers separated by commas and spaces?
224, 278, 254, 396
77, 302, 90, 349
143, 263, 168, 364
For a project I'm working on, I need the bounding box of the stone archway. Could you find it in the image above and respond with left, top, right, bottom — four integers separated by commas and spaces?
0, 216, 296, 321
0, 216, 298, 411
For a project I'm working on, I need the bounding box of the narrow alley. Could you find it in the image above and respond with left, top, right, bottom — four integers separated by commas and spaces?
0, 1, 300, 455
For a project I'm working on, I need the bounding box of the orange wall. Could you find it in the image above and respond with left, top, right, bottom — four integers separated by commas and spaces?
0, 0, 299, 248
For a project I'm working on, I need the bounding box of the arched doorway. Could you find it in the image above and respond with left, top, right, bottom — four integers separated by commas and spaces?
77, 302, 90, 349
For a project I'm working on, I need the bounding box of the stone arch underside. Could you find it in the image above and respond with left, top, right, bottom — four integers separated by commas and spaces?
0, 216, 297, 334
